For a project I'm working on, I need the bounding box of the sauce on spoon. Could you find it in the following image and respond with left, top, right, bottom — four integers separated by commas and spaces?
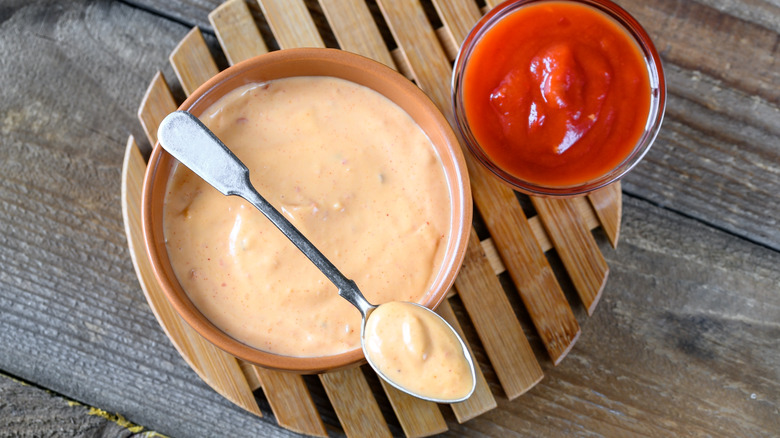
363, 301, 475, 401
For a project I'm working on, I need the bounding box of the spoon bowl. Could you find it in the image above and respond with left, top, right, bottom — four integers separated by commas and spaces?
363, 301, 476, 403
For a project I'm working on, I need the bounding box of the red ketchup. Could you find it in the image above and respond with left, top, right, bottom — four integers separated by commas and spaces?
461, 1, 652, 188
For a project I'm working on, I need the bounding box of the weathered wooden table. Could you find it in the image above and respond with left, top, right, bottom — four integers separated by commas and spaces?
1, 0, 778, 437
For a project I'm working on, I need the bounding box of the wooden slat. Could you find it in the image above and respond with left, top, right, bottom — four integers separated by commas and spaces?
434, 20, 463, 61
374, 0, 451, 118
169, 27, 219, 96
532, 197, 609, 316
252, 366, 327, 437
319, 368, 392, 438
209, 0, 268, 66
480, 238, 505, 276
589, 182, 622, 248
136, 70, 178, 145
168, 15, 329, 434
318, 0, 396, 69
569, 197, 601, 242
237, 360, 327, 436
377, 0, 580, 364
137, 71, 177, 146
237, 359, 263, 391
436, 300, 497, 423
138, 72, 178, 145
480, 195, 602, 276
432, 0, 482, 52
256, 0, 324, 49
390, 48, 414, 81
455, 232, 543, 400
379, 382, 448, 437
121, 136, 261, 417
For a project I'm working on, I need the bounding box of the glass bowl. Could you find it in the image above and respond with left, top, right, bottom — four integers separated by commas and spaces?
452, 0, 666, 196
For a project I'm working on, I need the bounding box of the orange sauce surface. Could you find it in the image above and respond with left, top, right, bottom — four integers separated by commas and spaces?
163, 77, 451, 357
363, 302, 474, 401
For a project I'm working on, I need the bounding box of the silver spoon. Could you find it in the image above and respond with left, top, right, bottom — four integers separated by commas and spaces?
157, 110, 475, 403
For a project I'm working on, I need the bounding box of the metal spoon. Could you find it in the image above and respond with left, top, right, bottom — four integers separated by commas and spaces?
157, 110, 475, 403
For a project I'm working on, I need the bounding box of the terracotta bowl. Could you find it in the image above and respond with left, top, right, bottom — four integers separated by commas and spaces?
141, 48, 472, 373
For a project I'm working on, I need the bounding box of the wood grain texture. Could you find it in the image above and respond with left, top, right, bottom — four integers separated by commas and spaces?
431, 0, 482, 54
319, 368, 392, 438
208, 0, 268, 65
0, 373, 144, 437
169, 27, 220, 96
136, 71, 179, 145
473, 173, 581, 364
588, 182, 622, 248
454, 232, 543, 400
379, 381, 448, 437
440, 195, 780, 437
137, 71, 178, 146
436, 300, 498, 423
531, 197, 609, 316
609, 0, 780, 250
251, 366, 327, 437
374, 0, 452, 118
257, 0, 324, 49
318, 0, 397, 69
476, 196, 604, 274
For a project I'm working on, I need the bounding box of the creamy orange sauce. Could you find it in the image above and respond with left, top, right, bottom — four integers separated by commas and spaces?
363, 301, 474, 401
163, 77, 451, 357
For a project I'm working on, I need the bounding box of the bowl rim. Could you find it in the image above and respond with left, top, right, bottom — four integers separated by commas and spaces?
452, 0, 667, 197
141, 47, 472, 373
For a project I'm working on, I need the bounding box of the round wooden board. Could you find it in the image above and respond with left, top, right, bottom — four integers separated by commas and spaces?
121, 0, 623, 436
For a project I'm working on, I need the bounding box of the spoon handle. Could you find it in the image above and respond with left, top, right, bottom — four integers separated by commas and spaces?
158, 111, 374, 316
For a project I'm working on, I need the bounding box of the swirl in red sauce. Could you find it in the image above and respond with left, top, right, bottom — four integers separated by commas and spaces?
463, 1, 651, 187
